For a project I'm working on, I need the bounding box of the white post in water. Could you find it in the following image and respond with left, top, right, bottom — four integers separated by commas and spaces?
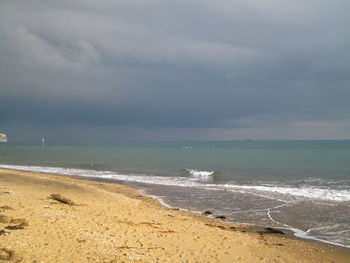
41, 138, 45, 149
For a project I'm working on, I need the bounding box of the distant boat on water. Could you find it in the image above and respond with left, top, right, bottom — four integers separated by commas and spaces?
0, 133, 7, 142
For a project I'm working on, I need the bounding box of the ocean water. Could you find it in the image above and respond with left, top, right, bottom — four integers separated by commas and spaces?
0, 141, 349, 248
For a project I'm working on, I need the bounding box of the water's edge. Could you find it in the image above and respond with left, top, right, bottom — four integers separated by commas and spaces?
1, 166, 349, 251
139, 187, 350, 250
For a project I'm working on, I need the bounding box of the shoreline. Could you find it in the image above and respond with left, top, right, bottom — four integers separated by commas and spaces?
65, 175, 350, 251
0, 168, 349, 262
141, 188, 350, 250
1, 163, 349, 250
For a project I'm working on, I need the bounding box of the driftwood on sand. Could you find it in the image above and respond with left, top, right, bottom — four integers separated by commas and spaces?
49, 194, 76, 205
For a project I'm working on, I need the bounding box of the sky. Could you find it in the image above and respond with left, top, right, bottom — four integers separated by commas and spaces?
1, 0, 350, 142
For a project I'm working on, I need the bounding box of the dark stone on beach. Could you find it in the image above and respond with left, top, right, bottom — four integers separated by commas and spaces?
202, 211, 213, 215
215, 215, 226, 219
261, 227, 285, 235
50, 194, 76, 205
172, 208, 179, 211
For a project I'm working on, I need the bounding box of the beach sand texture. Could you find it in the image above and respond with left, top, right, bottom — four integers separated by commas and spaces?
0, 169, 349, 263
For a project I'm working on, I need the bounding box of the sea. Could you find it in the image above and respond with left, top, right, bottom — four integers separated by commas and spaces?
0, 140, 349, 248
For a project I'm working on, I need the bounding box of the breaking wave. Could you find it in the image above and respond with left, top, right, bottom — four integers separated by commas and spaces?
185, 169, 216, 181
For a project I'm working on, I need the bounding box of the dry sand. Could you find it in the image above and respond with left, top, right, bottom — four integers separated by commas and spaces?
0, 168, 349, 262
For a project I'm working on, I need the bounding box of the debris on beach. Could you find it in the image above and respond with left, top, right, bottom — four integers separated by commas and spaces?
10, 218, 29, 226
0, 230, 9, 236
215, 215, 226, 219
5, 218, 29, 230
0, 206, 14, 211
0, 215, 10, 224
5, 224, 25, 230
202, 210, 213, 215
205, 224, 236, 232
259, 227, 285, 235
49, 194, 76, 205
0, 248, 14, 261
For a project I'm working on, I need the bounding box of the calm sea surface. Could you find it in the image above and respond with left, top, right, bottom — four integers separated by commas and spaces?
0, 141, 349, 248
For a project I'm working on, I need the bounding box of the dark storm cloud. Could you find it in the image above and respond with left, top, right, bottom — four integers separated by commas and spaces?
1, 0, 350, 140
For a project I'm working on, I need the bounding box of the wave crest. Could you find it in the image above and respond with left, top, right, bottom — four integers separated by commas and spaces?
187, 169, 214, 177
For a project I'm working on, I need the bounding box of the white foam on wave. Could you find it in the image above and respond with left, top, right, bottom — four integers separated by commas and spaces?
0, 164, 202, 187
187, 169, 215, 180
293, 228, 350, 248
186, 169, 214, 181
1, 164, 349, 202
221, 184, 350, 202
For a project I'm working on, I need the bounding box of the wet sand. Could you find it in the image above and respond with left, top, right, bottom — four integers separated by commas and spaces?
0, 168, 349, 262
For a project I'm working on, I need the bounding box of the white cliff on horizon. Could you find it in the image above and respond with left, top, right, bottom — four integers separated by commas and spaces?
0, 133, 7, 142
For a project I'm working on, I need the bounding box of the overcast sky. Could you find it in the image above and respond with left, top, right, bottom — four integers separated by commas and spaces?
1, 0, 350, 142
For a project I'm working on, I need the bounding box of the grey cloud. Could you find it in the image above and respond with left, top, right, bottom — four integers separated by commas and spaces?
1, 0, 350, 141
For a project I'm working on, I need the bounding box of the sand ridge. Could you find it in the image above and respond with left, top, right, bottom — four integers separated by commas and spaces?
0, 168, 349, 262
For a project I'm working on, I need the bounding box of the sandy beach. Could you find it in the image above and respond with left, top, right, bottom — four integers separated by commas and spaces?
0, 168, 348, 263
